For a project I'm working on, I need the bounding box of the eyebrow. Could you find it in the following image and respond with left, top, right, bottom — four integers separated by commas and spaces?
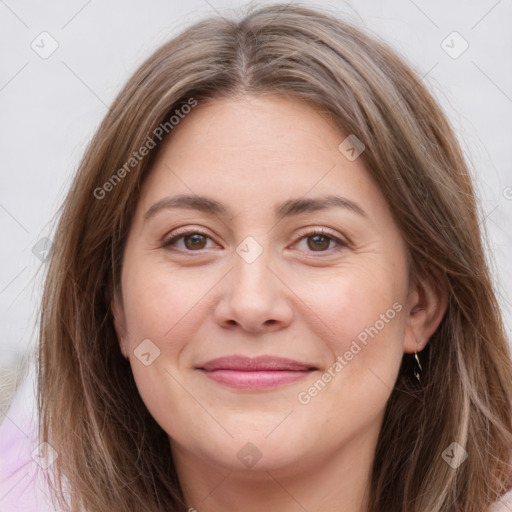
144, 193, 367, 221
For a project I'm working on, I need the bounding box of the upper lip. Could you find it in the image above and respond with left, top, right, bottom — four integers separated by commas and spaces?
197, 355, 317, 372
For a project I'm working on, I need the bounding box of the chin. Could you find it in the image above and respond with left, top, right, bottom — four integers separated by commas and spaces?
203, 431, 311, 473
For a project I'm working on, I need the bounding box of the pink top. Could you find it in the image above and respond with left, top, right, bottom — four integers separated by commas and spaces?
1, 367, 511, 511
0, 368, 58, 511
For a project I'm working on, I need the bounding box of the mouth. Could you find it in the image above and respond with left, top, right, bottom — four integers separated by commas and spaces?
195, 355, 318, 391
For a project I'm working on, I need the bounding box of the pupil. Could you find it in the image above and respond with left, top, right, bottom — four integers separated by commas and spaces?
185, 234, 206, 250
308, 235, 329, 251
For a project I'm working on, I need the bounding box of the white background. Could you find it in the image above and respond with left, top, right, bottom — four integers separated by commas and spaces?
1, 0, 511, 380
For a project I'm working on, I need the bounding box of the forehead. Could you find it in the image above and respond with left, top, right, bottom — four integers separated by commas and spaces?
135, 95, 389, 229
163, 94, 341, 150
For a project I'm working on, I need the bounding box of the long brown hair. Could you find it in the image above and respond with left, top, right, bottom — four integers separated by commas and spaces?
38, 4, 512, 511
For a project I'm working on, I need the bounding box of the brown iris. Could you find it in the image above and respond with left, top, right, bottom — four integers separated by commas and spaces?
307, 234, 330, 251
184, 234, 207, 250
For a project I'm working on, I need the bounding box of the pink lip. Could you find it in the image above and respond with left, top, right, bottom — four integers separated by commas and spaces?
196, 356, 317, 390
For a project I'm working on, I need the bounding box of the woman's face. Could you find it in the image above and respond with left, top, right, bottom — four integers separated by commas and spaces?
113, 95, 426, 475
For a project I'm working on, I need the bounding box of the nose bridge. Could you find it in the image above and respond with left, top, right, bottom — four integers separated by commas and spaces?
214, 236, 293, 331
231, 238, 275, 299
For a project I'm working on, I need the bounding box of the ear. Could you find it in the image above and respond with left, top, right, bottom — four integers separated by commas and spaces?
403, 276, 448, 354
111, 290, 129, 359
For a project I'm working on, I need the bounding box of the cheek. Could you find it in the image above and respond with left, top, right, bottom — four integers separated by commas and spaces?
119, 241, 409, 448
290, 271, 406, 440
121, 259, 213, 351
291, 264, 407, 409
119, 263, 210, 436
294, 264, 407, 352
118, 256, 232, 392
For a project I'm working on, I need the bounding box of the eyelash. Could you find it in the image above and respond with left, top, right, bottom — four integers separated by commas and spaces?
161, 227, 349, 255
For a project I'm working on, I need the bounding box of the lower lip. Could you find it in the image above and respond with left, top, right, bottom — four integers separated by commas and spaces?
200, 369, 313, 390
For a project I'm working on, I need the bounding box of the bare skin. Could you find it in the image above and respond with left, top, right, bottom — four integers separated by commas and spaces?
112, 95, 446, 512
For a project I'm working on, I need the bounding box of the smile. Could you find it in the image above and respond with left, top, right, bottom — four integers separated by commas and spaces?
196, 355, 318, 391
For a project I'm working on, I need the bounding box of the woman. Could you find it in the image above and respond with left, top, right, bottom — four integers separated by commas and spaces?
32, 3, 512, 511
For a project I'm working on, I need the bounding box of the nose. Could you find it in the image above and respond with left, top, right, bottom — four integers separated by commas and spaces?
214, 249, 294, 333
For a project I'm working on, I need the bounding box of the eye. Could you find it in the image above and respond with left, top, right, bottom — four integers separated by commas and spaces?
161, 229, 217, 252
293, 228, 348, 253
161, 227, 349, 254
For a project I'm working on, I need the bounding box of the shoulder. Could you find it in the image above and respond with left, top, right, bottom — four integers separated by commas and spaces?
0, 365, 59, 511
486, 486, 512, 511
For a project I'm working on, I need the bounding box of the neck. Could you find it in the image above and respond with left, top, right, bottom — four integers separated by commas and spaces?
172, 423, 379, 512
